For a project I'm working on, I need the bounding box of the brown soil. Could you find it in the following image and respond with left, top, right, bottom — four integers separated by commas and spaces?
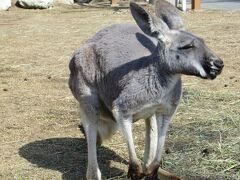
0, 4, 239, 180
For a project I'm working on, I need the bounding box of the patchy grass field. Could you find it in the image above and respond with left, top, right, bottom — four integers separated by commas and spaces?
0, 4, 239, 180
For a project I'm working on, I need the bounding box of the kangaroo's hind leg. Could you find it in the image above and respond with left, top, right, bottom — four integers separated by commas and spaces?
78, 92, 101, 180
143, 114, 158, 169
144, 114, 181, 180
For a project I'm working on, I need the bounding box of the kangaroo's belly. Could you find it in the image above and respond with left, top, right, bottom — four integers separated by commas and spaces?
132, 102, 172, 122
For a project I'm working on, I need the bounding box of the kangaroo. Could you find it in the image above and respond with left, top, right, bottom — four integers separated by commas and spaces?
69, 1, 224, 179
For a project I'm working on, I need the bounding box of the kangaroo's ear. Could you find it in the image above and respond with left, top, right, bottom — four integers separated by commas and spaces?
130, 2, 169, 43
155, 0, 184, 30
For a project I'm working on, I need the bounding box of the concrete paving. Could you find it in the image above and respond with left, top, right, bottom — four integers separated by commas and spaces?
200, 0, 240, 11
167, 0, 240, 11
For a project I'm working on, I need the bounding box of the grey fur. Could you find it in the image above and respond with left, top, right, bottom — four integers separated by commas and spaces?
69, 1, 223, 179
155, 0, 184, 30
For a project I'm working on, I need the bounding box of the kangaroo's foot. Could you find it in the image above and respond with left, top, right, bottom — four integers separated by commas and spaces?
144, 163, 160, 180
127, 161, 145, 180
158, 168, 182, 180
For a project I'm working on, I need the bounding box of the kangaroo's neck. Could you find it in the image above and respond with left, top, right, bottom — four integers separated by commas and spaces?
149, 43, 181, 87
137, 43, 181, 101
152, 42, 170, 72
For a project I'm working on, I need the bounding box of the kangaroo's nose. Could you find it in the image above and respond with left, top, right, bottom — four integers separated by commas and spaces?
213, 59, 224, 69
207, 57, 224, 79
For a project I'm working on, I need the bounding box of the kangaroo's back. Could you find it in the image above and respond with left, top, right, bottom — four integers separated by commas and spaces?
74, 23, 157, 74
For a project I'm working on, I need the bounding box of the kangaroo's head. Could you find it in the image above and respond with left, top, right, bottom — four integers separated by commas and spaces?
130, 1, 224, 79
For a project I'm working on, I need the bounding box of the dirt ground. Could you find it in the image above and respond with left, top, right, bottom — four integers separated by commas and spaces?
0, 4, 239, 180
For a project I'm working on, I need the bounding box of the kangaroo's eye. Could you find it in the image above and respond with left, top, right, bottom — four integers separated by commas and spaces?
178, 43, 195, 50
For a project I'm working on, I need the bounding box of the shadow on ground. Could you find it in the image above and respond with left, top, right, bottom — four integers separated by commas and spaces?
19, 138, 127, 180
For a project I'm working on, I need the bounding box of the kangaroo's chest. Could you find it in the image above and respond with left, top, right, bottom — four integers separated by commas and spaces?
131, 80, 182, 121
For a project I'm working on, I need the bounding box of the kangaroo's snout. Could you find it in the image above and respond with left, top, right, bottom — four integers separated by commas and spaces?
213, 59, 224, 69
204, 57, 224, 79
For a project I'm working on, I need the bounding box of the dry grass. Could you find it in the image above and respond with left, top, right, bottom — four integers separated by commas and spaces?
0, 4, 239, 180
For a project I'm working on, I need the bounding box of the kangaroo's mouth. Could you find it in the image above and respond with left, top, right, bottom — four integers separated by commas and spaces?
203, 59, 224, 79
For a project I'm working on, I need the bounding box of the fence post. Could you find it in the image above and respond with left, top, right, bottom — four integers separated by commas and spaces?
192, 0, 201, 10
111, 0, 118, 6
